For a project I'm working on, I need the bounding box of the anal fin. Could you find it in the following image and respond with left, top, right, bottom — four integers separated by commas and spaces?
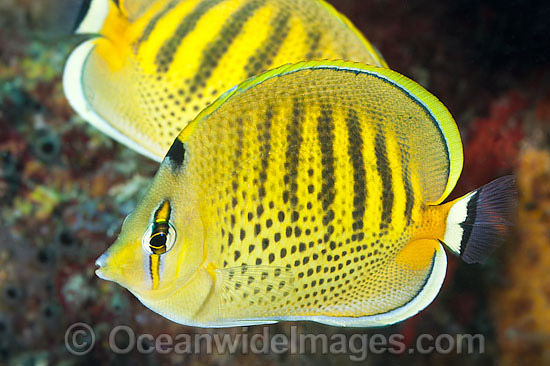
305, 240, 447, 327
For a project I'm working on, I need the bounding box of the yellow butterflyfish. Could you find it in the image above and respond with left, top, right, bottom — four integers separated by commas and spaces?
95, 61, 516, 327
63, 0, 387, 161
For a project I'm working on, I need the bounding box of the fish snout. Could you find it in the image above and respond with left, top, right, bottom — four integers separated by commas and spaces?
95, 251, 118, 281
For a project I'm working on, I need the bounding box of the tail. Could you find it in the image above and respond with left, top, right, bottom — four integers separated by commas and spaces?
73, 0, 110, 34
442, 176, 517, 264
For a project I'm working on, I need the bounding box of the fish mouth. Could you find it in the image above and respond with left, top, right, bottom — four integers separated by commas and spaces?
95, 252, 118, 281
95, 253, 108, 280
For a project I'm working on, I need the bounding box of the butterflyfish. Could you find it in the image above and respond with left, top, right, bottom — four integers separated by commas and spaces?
63, 0, 387, 161
95, 61, 517, 327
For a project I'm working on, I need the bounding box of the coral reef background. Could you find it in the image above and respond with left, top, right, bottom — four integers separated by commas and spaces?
0, 0, 549, 365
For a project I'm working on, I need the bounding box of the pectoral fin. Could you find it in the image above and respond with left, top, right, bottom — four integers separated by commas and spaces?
215, 265, 296, 319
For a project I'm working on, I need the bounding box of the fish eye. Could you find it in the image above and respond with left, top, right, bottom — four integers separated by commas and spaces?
141, 221, 177, 255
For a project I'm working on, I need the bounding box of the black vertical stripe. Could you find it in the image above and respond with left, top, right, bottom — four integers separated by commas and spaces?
188, 0, 266, 93
244, 9, 290, 78
362, 72, 450, 192
459, 189, 480, 255
303, 68, 451, 195
258, 107, 273, 199
135, 0, 179, 52
284, 99, 304, 208
232, 117, 244, 191
153, 200, 171, 223
150, 201, 171, 254
399, 144, 414, 226
374, 131, 393, 230
345, 109, 366, 231
317, 104, 336, 223
155, 0, 224, 72
305, 29, 322, 59
235, 117, 244, 159
229, 117, 243, 240
148, 255, 160, 287
148, 255, 154, 282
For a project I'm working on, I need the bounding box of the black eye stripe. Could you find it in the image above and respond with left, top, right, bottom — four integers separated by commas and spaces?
149, 201, 172, 254
152, 221, 170, 234
147, 222, 177, 256
149, 232, 168, 248
153, 201, 171, 222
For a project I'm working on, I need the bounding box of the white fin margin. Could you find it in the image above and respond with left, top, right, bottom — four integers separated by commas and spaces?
443, 191, 475, 255
63, 41, 162, 162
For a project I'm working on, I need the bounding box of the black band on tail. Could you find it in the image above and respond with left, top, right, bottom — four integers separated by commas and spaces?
460, 175, 517, 264
459, 190, 480, 255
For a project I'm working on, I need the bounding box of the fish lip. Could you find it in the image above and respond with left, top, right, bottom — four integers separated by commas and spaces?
95, 267, 109, 280
95, 263, 121, 283
95, 252, 114, 281
95, 252, 108, 268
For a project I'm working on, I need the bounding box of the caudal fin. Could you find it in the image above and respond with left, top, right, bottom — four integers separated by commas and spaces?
442, 176, 517, 264
73, 0, 110, 34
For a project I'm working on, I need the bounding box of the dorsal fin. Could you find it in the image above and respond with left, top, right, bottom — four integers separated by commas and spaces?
64, 1, 390, 162
178, 60, 463, 205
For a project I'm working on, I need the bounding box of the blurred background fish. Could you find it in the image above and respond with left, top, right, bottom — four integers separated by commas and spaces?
95, 61, 516, 328
63, 0, 387, 161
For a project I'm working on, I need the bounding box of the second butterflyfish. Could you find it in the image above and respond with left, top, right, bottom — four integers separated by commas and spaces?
63, 0, 387, 161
